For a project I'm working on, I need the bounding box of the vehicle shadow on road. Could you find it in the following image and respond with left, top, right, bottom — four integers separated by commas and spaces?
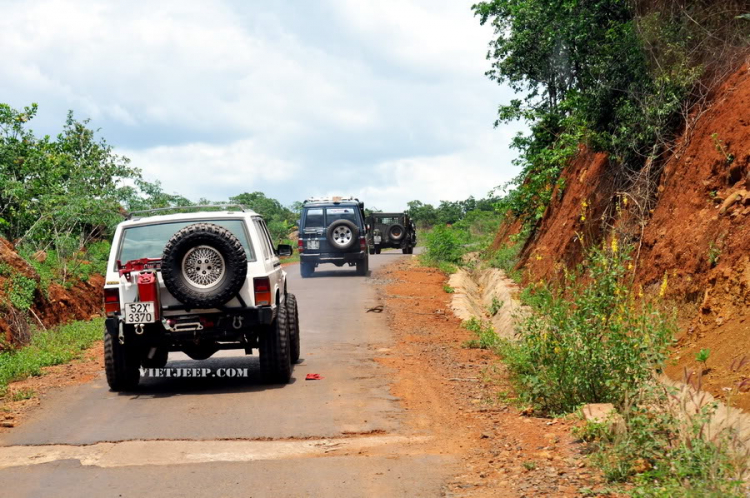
117, 356, 298, 398
305, 269, 367, 278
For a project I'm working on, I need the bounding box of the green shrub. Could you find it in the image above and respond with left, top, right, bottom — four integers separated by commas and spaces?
462, 317, 499, 350
490, 242, 523, 282
500, 240, 675, 415
6, 274, 37, 311
443, 284, 455, 294
423, 225, 467, 266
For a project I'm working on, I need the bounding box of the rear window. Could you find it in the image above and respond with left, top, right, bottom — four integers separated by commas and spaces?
326, 207, 359, 224
118, 220, 256, 266
303, 208, 325, 228
375, 217, 400, 224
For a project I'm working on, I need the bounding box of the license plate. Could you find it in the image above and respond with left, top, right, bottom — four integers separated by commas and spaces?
124, 302, 156, 324
374, 236, 381, 244
307, 240, 319, 250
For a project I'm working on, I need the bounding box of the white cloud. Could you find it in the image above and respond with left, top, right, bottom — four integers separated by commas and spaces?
0, 0, 524, 211
121, 140, 300, 200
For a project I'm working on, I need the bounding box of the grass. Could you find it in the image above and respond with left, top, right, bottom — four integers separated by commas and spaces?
443, 284, 455, 294
462, 317, 499, 350
10, 387, 35, 401
280, 252, 301, 265
0, 318, 103, 396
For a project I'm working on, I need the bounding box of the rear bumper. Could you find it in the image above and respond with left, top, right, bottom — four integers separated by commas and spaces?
301, 252, 366, 264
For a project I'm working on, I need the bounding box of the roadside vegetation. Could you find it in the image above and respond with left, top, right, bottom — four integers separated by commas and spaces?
0, 318, 103, 396
416, 3, 750, 493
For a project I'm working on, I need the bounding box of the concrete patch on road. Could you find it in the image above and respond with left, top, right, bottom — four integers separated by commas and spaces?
0, 434, 430, 469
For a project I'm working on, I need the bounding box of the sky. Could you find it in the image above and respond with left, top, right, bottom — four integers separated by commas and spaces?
1, 0, 525, 211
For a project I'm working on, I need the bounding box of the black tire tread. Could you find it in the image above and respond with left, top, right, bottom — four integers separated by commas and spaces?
286, 293, 301, 363
259, 302, 292, 383
104, 328, 140, 391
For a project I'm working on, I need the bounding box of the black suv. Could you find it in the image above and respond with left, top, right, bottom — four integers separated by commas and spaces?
366, 212, 416, 254
297, 197, 369, 277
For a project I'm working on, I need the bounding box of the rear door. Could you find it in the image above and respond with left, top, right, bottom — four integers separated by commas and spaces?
301, 207, 325, 254
253, 217, 285, 306
323, 206, 361, 253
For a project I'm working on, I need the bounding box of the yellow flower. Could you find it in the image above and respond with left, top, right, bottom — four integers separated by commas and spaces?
611, 237, 618, 254
627, 263, 633, 270
580, 215, 586, 222
659, 272, 668, 298
554, 346, 561, 354
582, 200, 589, 208
623, 196, 628, 206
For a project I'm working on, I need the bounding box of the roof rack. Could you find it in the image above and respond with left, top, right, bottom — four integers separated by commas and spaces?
303, 196, 361, 204
126, 204, 247, 220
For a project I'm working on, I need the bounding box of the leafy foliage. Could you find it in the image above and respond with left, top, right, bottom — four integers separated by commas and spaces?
472, 0, 749, 230
230, 191, 298, 243
500, 241, 675, 415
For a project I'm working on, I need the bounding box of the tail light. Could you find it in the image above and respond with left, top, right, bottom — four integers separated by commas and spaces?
136, 271, 161, 321
104, 288, 120, 316
298, 239, 304, 253
360, 237, 367, 251
254, 277, 272, 306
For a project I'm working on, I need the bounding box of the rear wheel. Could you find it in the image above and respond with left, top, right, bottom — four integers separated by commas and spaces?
259, 302, 292, 383
300, 262, 315, 278
356, 256, 369, 276
104, 324, 141, 391
286, 293, 301, 364
141, 347, 169, 368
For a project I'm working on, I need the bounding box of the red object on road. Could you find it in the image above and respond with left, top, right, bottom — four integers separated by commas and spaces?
305, 374, 323, 380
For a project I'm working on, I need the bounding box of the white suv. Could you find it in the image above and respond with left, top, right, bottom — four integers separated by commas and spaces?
102, 206, 300, 391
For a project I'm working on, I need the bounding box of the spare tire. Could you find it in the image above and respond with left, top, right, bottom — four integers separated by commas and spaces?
161, 223, 247, 308
326, 219, 359, 251
388, 224, 405, 242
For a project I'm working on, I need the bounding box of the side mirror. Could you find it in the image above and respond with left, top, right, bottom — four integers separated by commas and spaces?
277, 244, 293, 257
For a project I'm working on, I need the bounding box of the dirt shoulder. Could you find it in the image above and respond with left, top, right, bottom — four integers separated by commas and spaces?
374, 258, 608, 497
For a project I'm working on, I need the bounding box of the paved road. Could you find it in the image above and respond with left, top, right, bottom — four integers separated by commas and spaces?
0, 253, 453, 497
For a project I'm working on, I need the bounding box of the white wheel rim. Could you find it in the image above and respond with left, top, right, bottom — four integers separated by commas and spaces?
182, 245, 226, 289
332, 226, 353, 246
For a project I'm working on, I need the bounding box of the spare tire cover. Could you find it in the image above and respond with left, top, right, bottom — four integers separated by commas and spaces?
326, 219, 359, 251
161, 223, 247, 308
388, 224, 405, 241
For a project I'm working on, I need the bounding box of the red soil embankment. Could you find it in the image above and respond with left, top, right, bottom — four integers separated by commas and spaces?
495, 65, 750, 410
0, 238, 103, 345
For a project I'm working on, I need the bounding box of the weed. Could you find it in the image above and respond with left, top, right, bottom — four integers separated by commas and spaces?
488, 296, 504, 316
712, 133, 735, 165
0, 318, 103, 395
523, 461, 537, 471
9, 387, 35, 401
7, 274, 37, 311
500, 241, 675, 415
443, 284, 455, 294
462, 317, 499, 350
696, 348, 711, 372
708, 242, 721, 268
586, 381, 747, 496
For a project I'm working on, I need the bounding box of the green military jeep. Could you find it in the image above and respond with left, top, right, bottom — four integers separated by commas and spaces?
366, 212, 416, 254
